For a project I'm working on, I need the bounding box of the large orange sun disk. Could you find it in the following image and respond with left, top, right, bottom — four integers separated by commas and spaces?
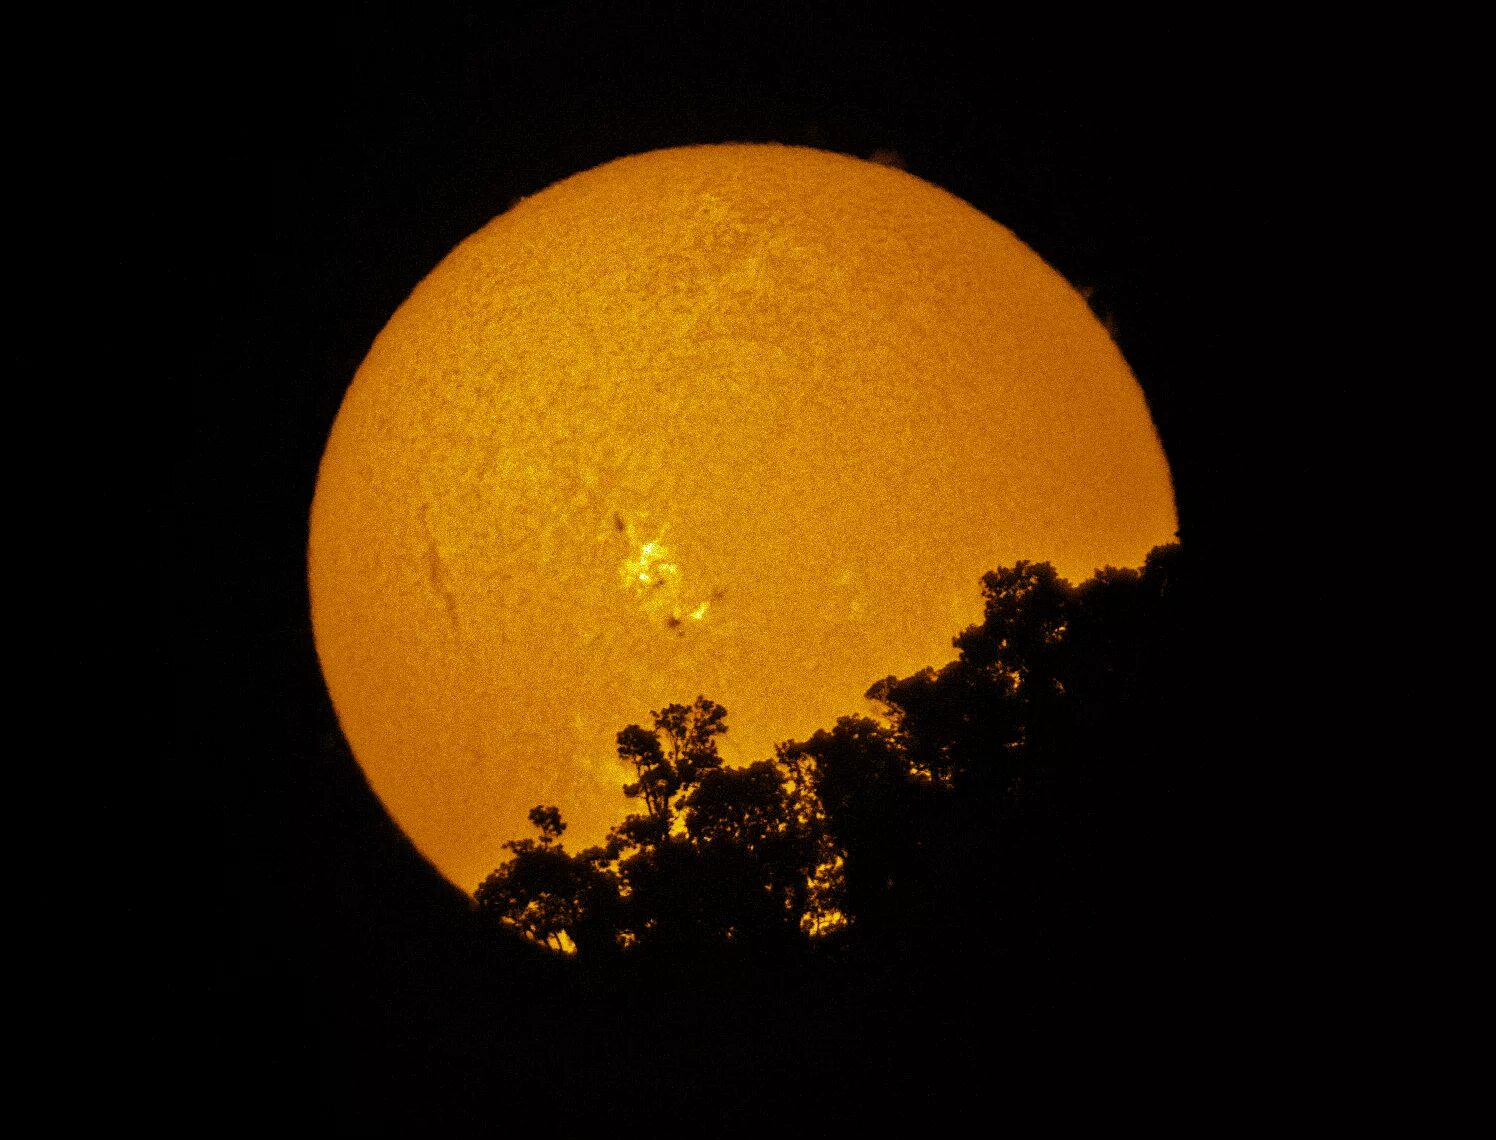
309, 144, 1177, 891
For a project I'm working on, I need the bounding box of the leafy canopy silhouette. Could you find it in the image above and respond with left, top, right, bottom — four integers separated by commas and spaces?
475, 544, 1185, 963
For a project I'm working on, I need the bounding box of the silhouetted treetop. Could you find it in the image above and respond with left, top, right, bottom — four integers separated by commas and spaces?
527, 805, 565, 845
475, 807, 620, 954
476, 545, 1185, 961
618, 696, 727, 830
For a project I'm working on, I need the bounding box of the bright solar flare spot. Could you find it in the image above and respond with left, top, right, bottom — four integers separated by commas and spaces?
308, 144, 1177, 891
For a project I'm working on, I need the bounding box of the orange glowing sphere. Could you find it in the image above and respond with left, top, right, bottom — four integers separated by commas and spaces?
309, 144, 1176, 890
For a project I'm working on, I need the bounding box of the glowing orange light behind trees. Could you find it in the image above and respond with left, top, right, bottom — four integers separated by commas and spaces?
308, 144, 1177, 891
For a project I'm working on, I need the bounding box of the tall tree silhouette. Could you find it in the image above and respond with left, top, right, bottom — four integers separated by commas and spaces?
474, 805, 621, 954
677, 757, 829, 945
616, 695, 727, 837
608, 697, 837, 951
475, 546, 1186, 966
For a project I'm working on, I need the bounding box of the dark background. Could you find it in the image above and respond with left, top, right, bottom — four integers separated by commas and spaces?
158, 6, 1284, 1128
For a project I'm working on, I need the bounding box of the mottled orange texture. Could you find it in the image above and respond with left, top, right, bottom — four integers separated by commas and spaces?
308, 144, 1177, 891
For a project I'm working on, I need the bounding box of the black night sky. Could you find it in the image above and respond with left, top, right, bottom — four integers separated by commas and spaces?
159, 7, 1283, 1129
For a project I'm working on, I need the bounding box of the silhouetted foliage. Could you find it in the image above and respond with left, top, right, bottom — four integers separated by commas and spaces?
477, 546, 1187, 970
679, 758, 828, 944
474, 806, 621, 954
617, 695, 727, 831
452, 543, 1206, 1129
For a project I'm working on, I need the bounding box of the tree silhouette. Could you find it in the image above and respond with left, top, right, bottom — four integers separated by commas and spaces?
607, 697, 826, 951
678, 757, 828, 945
474, 545, 1186, 967
617, 695, 727, 834
474, 805, 620, 954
